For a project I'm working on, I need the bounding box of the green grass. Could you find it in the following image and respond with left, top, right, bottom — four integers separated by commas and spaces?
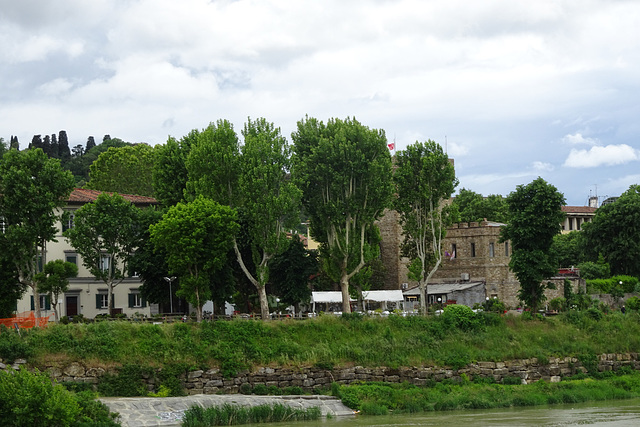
181, 403, 321, 426
4, 310, 640, 374
333, 373, 640, 414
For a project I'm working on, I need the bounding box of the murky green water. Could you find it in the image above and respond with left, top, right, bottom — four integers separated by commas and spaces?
258, 398, 640, 427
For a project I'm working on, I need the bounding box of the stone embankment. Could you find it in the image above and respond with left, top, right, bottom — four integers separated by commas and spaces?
2, 354, 640, 426
16, 352, 638, 394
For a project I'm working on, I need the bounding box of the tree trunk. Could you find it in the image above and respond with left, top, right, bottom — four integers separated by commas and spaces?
258, 285, 270, 320
32, 284, 42, 320
195, 286, 203, 322
340, 275, 351, 313
108, 285, 113, 317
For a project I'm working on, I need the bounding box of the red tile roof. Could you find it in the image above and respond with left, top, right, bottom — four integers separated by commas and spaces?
562, 206, 597, 214
67, 188, 157, 206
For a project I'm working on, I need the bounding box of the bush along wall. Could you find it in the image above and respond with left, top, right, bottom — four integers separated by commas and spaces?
4, 353, 640, 397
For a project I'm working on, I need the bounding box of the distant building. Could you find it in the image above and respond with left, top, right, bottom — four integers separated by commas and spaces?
16, 189, 159, 320
561, 205, 597, 233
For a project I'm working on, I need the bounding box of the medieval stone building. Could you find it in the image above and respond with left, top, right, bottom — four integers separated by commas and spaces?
377, 213, 581, 309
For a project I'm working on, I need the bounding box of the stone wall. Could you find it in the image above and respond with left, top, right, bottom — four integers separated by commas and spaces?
5, 353, 638, 395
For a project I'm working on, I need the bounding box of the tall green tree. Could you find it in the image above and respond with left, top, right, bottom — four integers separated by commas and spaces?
453, 188, 509, 223
128, 207, 173, 310
550, 231, 587, 268
0, 138, 7, 158
500, 178, 565, 313
64, 193, 144, 316
150, 196, 238, 321
186, 118, 301, 320
292, 116, 393, 313
153, 131, 198, 207
269, 234, 318, 316
582, 184, 640, 277
393, 141, 458, 314
0, 255, 23, 317
87, 144, 157, 196
35, 259, 78, 322
0, 149, 75, 319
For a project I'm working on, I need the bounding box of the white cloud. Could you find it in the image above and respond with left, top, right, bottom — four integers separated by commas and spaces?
562, 132, 599, 145
448, 142, 469, 157
532, 161, 554, 171
563, 144, 640, 168
37, 78, 74, 97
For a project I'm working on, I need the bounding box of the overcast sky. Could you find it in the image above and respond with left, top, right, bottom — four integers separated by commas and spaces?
2, 0, 639, 206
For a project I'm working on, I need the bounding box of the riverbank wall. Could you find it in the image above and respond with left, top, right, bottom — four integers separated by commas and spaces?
3, 352, 638, 392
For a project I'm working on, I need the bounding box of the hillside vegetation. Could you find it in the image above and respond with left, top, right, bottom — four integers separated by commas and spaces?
2, 310, 640, 376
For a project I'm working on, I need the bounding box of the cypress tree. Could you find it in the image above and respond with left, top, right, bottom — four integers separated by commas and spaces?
86, 136, 96, 151
50, 134, 59, 158
58, 130, 71, 159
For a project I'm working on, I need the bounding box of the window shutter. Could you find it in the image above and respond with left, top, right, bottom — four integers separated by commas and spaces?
128, 294, 134, 308
142, 297, 147, 308
96, 294, 101, 309
30, 295, 34, 311
44, 295, 51, 310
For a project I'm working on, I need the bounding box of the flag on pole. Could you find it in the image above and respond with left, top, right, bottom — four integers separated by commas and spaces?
387, 142, 395, 151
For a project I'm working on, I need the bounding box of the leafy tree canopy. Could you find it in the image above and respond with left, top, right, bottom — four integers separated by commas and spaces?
582, 184, 640, 277
292, 116, 393, 313
393, 140, 458, 313
550, 231, 588, 268
35, 259, 78, 321
153, 131, 198, 207
452, 188, 509, 223
87, 144, 157, 196
500, 177, 565, 313
150, 196, 239, 321
0, 148, 75, 318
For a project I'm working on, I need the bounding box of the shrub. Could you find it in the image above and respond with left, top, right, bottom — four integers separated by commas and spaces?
97, 364, 150, 397
0, 369, 80, 426
441, 304, 479, 331
586, 307, 603, 321
484, 297, 506, 313
0, 326, 33, 363
626, 296, 640, 312
548, 297, 566, 312
503, 375, 522, 385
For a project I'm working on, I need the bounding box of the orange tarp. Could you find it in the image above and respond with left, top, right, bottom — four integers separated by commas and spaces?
0, 311, 51, 329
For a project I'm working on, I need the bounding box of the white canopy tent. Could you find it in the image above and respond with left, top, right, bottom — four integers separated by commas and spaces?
311, 290, 405, 313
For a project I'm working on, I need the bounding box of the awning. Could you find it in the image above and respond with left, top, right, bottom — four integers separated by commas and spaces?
311, 292, 352, 304
402, 282, 484, 296
362, 290, 404, 302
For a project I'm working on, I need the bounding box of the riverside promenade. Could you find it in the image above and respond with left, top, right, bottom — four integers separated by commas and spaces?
100, 394, 355, 427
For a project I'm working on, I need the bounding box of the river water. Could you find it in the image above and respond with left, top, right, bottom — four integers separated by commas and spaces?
258, 398, 640, 427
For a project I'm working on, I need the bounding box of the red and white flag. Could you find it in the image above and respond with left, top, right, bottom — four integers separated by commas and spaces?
387, 142, 395, 151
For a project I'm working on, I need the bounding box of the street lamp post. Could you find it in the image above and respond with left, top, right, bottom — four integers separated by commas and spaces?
163, 276, 176, 314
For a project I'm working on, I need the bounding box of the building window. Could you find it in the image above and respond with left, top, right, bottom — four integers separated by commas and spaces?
62, 211, 75, 232
451, 243, 457, 259
96, 294, 109, 309
65, 253, 77, 265
489, 242, 495, 258
100, 255, 111, 272
37, 255, 44, 273
471, 242, 476, 258
505, 241, 509, 256
30, 295, 51, 311
569, 218, 573, 231
129, 293, 146, 308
